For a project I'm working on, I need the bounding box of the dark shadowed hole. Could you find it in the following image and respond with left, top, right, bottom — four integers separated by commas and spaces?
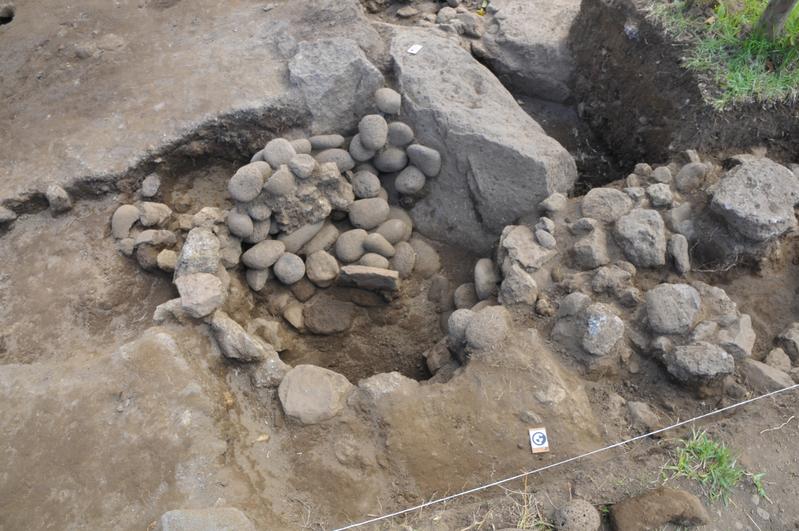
0, 5, 13, 25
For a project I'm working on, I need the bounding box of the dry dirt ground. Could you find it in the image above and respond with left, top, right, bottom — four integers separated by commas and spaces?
1, 1, 798, 531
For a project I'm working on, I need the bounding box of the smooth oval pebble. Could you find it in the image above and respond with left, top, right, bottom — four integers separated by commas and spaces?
263, 166, 296, 197
316, 149, 356, 172
273, 253, 306, 285
387, 121, 414, 147
363, 232, 395, 257
349, 134, 377, 162
349, 198, 390, 230
358, 114, 389, 151
359, 253, 390, 269
306, 250, 340, 288
395, 165, 426, 195
228, 165, 264, 202
290, 138, 312, 155
263, 138, 296, 168
390, 241, 416, 279
351, 170, 381, 199
335, 229, 368, 263
375, 218, 412, 244
373, 146, 408, 173
227, 210, 254, 239
242, 239, 285, 269
375, 87, 402, 114
406, 144, 441, 177
309, 134, 345, 150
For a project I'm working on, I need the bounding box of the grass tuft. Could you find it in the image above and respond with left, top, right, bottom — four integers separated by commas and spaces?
647, 0, 799, 108
661, 429, 745, 503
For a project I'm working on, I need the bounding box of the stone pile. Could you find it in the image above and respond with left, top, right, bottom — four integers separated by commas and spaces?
109, 86, 451, 393
449, 152, 799, 389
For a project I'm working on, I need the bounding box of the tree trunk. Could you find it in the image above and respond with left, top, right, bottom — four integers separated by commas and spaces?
755, 0, 799, 40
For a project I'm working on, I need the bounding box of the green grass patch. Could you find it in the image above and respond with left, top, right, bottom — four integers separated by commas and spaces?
661, 430, 767, 504
647, 0, 799, 108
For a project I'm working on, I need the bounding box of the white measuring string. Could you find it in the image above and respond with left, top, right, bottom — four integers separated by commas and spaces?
334, 382, 799, 530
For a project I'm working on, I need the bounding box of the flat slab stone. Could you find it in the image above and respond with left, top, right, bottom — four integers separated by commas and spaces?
338, 265, 400, 291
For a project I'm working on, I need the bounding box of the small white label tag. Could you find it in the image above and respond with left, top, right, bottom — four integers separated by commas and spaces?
407, 44, 423, 55
529, 427, 550, 454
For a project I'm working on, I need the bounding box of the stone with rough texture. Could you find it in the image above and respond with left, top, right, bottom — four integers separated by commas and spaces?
289, 38, 384, 135
647, 183, 673, 207
581, 303, 624, 356
139, 202, 172, 227
175, 273, 225, 318
675, 162, 708, 191
553, 499, 600, 531
174, 228, 220, 278
664, 341, 734, 384
156, 508, 256, 531
474, 258, 500, 300
765, 348, 792, 372
278, 365, 354, 424
306, 250, 340, 288
464, 306, 510, 351
614, 209, 667, 267
391, 27, 576, 253
497, 225, 557, 272
716, 314, 755, 359
303, 294, 355, 335
339, 265, 399, 291
668, 234, 690, 275
646, 283, 701, 335
499, 263, 538, 305
777, 322, 799, 362
711, 158, 799, 242
581, 187, 633, 222
628, 401, 662, 431
611, 488, 710, 530
740, 359, 794, 392
46, 185, 72, 214
474, 0, 579, 103
140, 173, 161, 198
210, 310, 275, 363
288, 153, 317, 179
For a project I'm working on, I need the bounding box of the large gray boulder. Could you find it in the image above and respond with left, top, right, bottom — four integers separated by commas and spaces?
278, 365, 354, 424
289, 38, 384, 135
390, 28, 577, 253
474, 0, 579, 103
710, 159, 799, 242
